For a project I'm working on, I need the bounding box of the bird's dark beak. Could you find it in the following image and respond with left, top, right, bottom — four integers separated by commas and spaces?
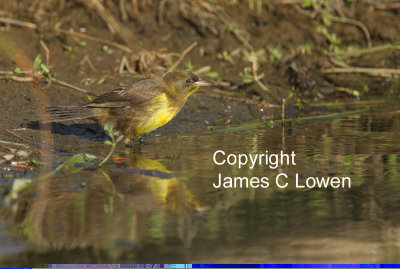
194, 79, 214, 87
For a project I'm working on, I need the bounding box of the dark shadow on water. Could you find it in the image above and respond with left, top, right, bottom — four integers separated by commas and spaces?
28, 121, 108, 141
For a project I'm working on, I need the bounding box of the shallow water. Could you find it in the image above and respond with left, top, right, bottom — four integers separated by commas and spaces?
2, 110, 400, 266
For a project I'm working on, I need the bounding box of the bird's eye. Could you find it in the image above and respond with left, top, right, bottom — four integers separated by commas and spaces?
186, 79, 191, 83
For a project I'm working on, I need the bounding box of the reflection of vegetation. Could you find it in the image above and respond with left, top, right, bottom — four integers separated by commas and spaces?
149, 213, 165, 245
35, 125, 122, 180
38, 153, 97, 180
3, 152, 202, 256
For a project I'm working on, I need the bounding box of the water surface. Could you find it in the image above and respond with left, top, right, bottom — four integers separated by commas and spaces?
2, 110, 400, 265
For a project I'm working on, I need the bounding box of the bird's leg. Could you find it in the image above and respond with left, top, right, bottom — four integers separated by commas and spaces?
124, 139, 134, 147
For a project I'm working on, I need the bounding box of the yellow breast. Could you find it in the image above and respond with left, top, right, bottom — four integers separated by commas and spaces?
136, 93, 180, 136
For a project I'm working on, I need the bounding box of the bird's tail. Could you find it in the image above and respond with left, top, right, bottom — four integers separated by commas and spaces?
46, 106, 96, 122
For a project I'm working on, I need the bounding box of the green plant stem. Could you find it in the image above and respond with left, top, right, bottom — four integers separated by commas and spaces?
281, 90, 295, 124
333, 43, 400, 58
99, 136, 117, 167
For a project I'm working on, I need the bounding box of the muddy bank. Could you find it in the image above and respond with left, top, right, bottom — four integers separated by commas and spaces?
0, 1, 399, 147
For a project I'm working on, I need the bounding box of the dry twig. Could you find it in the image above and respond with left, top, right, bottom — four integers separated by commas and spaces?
0, 17, 37, 29
272, 0, 303, 4
78, 0, 136, 46
372, 2, 400, 10
0, 71, 92, 95
330, 16, 372, 48
80, 55, 97, 72
0, 75, 33, 82
119, 55, 133, 74
40, 40, 50, 67
167, 42, 197, 73
4, 128, 31, 144
0, 140, 28, 148
51, 78, 92, 95
58, 29, 133, 53
322, 67, 400, 78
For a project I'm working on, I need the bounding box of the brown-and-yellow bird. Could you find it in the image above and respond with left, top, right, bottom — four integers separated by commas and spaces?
49, 71, 213, 142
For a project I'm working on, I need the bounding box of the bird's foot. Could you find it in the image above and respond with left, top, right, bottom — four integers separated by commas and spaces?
124, 140, 134, 147
138, 137, 146, 145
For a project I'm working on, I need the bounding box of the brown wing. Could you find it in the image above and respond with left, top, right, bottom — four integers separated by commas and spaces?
85, 78, 165, 108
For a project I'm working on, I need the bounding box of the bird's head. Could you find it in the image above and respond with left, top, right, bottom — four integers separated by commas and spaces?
163, 71, 214, 100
